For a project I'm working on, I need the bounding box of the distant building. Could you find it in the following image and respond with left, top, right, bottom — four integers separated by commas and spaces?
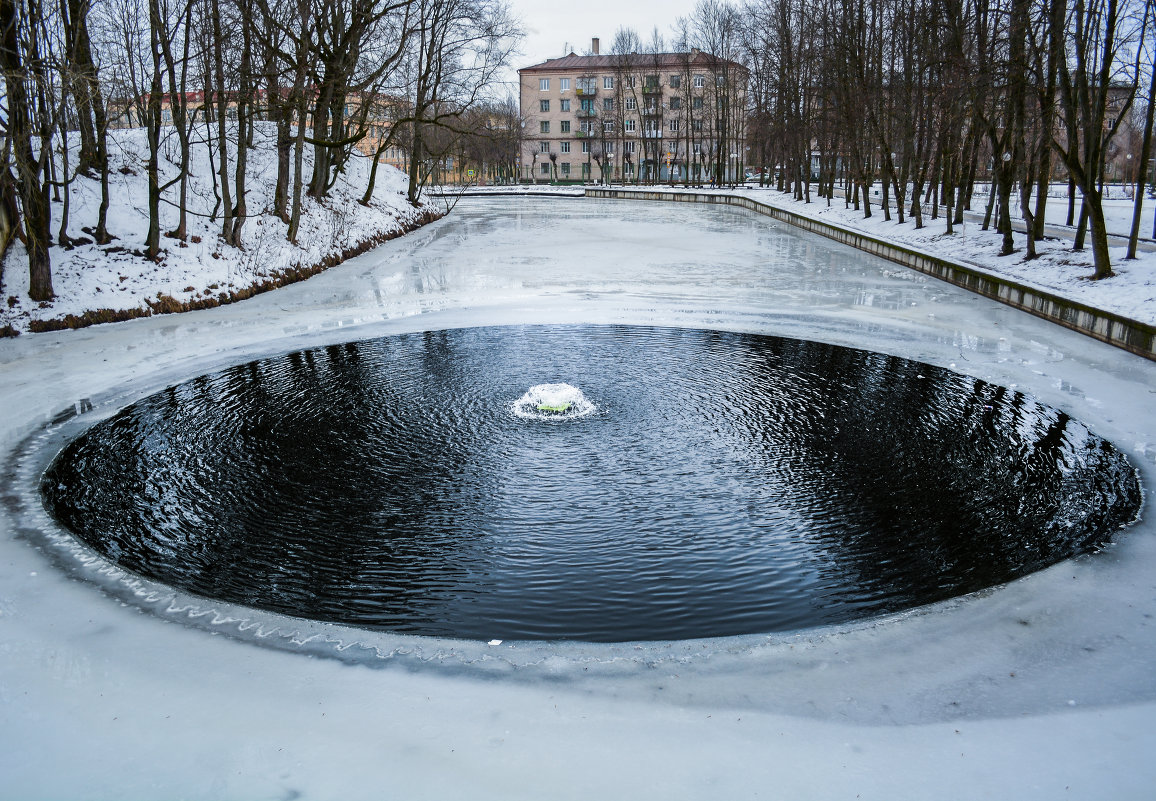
106, 89, 409, 169
518, 38, 748, 184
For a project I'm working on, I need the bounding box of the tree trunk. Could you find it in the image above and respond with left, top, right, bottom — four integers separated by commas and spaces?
229, 1, 251, 248
62, 0, 103, 175
210, 0, 233, 244
1087, 194, 1114, 278
144, 36, 162, 259
1, 0, 53, 299
1127, 52, 1156, 259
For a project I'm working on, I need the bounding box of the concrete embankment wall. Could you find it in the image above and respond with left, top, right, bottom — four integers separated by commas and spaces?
586, 187, 1156, 362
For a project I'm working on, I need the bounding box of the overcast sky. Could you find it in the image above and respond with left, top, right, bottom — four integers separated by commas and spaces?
505, 0, 700, 70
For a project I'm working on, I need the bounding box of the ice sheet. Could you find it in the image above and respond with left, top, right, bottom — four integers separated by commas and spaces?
2, 197, 1155, 800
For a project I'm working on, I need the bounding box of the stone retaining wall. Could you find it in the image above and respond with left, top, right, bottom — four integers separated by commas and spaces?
586, 187, 1156, 361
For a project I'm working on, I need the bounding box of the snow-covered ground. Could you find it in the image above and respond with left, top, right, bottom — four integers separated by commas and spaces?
0, 123, 439, 334
734, 182, 1156, 324
2, 197, 1154, 799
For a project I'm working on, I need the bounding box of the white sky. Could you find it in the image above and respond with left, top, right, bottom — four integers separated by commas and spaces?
505, 0, 701, 70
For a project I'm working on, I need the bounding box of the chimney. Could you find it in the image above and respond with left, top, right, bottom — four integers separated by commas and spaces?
592, 37, 600, 55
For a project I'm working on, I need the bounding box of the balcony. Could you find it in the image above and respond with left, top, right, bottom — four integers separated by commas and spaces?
640, 106, 662, 116
576, 107, 598, 118
642, 130, 663, 139
575, 86, 597, 96
641, 84, 662, 95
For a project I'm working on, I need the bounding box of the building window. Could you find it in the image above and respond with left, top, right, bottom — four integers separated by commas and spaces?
692, 143, 701, 154
670, 97, 681, 110
582, 141, 590, 153
577, 77, 597, 93
560, 99, 570, 112
669, 119, 680, 132
541, 162, 550, 175
670, 75, 681, 89
540, 120, 550, 133
625, 161, 634, 174
540, 99, 550, 112
626, 76, 636, 88
693, 119, 704, 131
582, 162, 591, 178
561, 141, 570, 153
644, 75, 659, 89
624, 119, 636, 132
560, 77, 570, 91
539, 141, 549, 153
603, 76, 614, 89
625, 96, 636, 110
561, 162, 570, 175
561, 120, 571, 132
625, 141, 635, 154
603, 97, 613, 111
539, 78, 550, 90
604, 120, 614, 132
693, 96, 704, 109
693, 75, 705, 88
605, 142, 614, 154
716, 73, 726, 86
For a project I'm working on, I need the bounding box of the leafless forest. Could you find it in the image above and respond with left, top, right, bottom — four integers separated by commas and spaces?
1, 0, 1152, 301
0, 0, 520, 300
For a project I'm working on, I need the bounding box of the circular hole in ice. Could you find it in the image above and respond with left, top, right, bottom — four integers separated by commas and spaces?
40, 325, 1142, 642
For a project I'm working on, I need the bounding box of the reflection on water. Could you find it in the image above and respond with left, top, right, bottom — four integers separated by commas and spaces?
41, 325, 1141, 642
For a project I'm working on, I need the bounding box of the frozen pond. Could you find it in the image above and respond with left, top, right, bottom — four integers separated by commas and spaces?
2, 198, 1155, 799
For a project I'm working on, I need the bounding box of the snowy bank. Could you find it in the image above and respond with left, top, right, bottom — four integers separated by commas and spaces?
0, 123, 441, 335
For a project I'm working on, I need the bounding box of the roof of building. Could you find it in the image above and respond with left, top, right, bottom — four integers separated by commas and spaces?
518, 50, 745, 74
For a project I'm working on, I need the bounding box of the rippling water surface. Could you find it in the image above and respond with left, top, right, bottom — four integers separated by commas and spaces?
41, 325, 1141, 641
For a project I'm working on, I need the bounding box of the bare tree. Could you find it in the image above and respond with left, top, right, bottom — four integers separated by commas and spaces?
400, 0, 520, 204
0, 0, 55, 299
1053, 0, 1145, 278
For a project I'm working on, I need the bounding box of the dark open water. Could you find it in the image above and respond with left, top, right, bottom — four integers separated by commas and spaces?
41, 325, 1142, 641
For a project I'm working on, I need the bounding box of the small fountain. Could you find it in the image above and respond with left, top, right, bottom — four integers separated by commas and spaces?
512, 382, 596, 420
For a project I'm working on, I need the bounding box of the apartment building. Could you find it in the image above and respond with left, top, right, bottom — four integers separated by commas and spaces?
518, 38, 748, 183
